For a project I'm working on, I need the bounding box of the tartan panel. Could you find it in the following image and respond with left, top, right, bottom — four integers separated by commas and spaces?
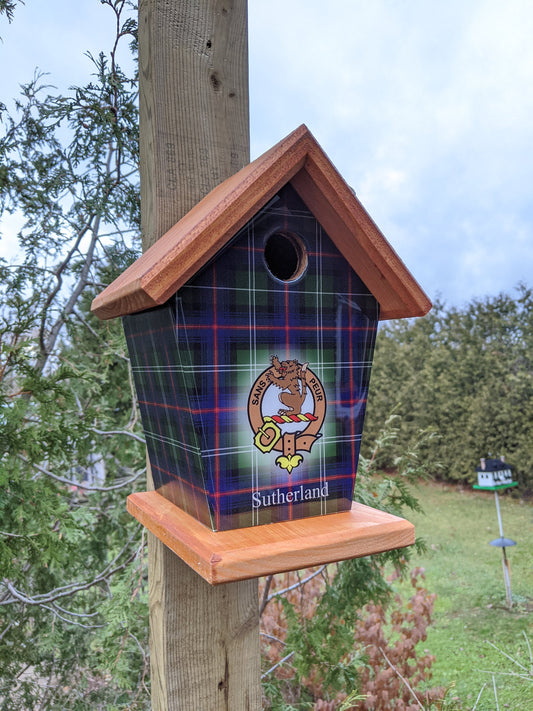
122, 304, 213, 528
123, 182, 379, 530
177, 183, 378, 529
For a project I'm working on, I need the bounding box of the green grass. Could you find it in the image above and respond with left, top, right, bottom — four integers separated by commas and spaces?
392, 481, 533, 710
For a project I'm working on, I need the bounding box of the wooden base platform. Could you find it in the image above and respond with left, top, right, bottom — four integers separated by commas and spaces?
127, 491, 415, 585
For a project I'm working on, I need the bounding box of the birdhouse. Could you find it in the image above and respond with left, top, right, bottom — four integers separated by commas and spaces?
475, 456, 515, 488
92, 125, 430, 536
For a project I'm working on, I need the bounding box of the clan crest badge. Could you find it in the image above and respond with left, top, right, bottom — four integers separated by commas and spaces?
248, 356, 326, 473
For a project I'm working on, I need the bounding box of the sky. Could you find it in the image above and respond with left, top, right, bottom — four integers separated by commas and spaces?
1, 0, 532, 309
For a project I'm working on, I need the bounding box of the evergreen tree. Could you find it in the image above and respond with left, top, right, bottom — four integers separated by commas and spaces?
0, 0, 23, 24
363, 285, 533, 490
0, 3, 150, 708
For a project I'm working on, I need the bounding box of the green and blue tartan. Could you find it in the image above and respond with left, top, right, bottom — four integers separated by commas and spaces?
123, 183, 379, 530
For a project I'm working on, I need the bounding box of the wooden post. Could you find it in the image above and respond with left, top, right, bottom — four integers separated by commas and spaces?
138, 1, 261, 709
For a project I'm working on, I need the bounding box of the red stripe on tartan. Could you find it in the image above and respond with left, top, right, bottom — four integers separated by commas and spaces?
179, 323, 376, 332
138, 400, 246, 415
282, 210, 293, 520
348, 271, 356, 483
329, 399, 367, 407
192, 406, 246, 415
144, 399, 356, 418
140, 400, 362, 416
284, 282, 290, 360
127, 322, 375, 341
152, 464, 207, 495
213, 267, 220, 529
150, 467, 353, 500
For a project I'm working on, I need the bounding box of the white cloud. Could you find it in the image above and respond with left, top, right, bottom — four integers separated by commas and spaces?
1, 0, 532, 306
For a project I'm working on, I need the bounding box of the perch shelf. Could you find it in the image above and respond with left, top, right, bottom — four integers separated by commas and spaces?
127, 490, 415, 585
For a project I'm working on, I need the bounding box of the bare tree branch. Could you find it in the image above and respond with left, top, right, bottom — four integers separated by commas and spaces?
1, 534, 142, 607
21, 454, 145, 491
379, 646, 424, 710
259, 574, 273, 617
263, 565, 327, 612
90, 427, 144, 444
261, 651, 295, 680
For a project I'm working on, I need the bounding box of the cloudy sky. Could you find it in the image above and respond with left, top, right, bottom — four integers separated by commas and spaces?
1, 0, 532, 308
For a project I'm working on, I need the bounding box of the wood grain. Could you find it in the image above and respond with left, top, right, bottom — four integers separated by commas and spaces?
139, 0, 250, 246
138, 2, 261, 709
148, 533, 259, 710
129, 491, 416, 585
91, 125, 431, 322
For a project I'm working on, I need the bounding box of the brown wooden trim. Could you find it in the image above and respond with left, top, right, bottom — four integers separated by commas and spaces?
91, 126, 310, 319
92, 124, 431, 322
127, 491, 415, 585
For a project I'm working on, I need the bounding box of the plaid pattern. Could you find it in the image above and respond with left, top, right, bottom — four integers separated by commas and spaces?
123, 183, 379, 530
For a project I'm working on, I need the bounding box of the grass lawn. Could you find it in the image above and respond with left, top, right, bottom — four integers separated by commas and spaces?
393, 480, 533, 710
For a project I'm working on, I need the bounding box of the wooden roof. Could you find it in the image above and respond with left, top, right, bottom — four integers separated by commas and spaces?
91, 125, 431, 321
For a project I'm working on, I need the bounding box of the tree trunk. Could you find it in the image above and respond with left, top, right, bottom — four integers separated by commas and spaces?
138, 1, 261, 708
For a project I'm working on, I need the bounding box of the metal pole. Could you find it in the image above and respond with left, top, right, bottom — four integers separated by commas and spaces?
501, 546, 512, 609
494, 490, 504, 538
494, 490, 513, 608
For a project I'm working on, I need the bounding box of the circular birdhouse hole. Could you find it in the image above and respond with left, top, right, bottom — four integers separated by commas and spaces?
263, 232, 308, 282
